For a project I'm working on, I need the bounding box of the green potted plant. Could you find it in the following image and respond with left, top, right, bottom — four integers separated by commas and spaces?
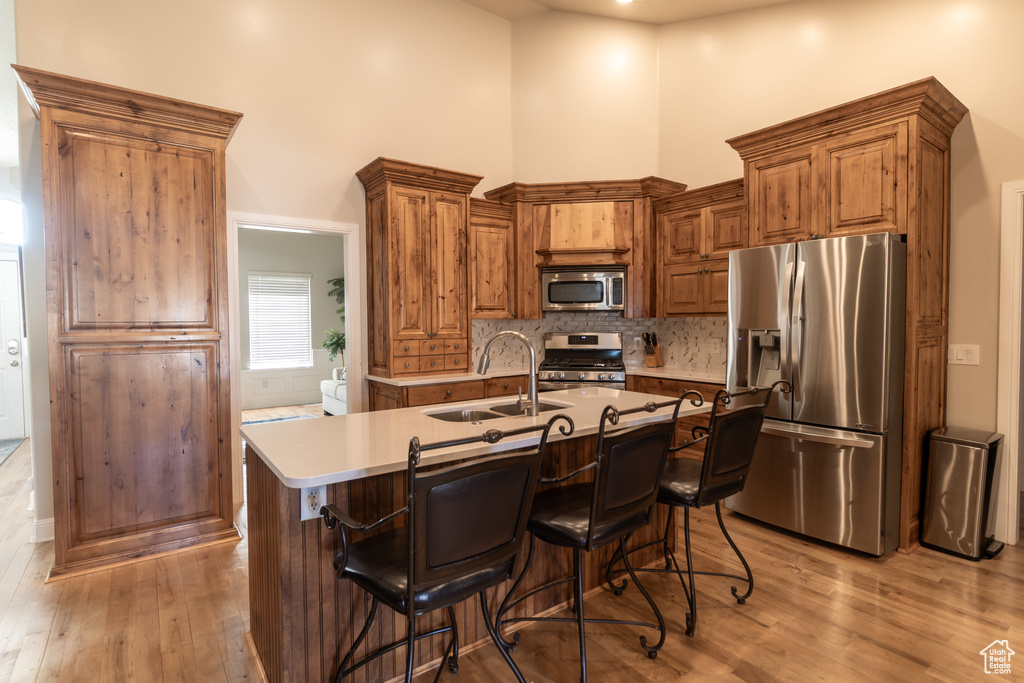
322, 276, 346, 377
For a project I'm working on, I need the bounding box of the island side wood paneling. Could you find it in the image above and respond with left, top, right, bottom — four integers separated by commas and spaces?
14, 65, 243, 577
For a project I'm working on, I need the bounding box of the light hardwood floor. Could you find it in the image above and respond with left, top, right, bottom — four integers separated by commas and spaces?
241, 403, 326, 423
0, 439, 1021, 682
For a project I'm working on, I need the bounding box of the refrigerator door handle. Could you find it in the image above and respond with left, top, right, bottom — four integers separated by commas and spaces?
790, 259, 806, 403
761, 421, 876, 449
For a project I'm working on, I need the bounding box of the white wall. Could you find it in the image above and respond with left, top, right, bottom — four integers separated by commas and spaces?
510, 11, 659, 181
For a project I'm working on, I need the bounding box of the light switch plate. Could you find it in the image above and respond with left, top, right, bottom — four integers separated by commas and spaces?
300, 484, 327, 521
948, 344, 980, 366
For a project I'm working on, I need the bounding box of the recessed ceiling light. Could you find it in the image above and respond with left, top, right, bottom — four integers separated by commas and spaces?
617, 0, 633, 4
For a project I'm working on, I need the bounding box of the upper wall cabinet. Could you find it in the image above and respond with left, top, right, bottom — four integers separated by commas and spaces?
358, 158, 481, 377
484, 178, 686, 318
469, 198, 516, 319
728, 78, 961, 248
728, 77, 968, 551
654, 179, 745, 316
14, 65, 243, 577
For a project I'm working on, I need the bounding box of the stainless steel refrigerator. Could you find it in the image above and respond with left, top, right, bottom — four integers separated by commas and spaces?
724, 232, 906, 556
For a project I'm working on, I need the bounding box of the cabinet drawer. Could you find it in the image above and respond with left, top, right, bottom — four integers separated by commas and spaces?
393, 356, 422, 374
393, 340, 418, 357
420, 356, 446, 373
445, 339, 468, 354
420, 339, 445, 356
445, 354, 470, 371
406, 381, 485, 407
485, 375, 529, 397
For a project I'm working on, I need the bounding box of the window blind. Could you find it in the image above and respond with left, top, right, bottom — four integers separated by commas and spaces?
248, 272, 313, 369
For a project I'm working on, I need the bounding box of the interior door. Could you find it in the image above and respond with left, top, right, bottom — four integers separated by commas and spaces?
0, 258, 25, 439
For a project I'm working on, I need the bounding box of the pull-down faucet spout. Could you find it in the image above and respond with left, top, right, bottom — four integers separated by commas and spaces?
476, 331, 539, 417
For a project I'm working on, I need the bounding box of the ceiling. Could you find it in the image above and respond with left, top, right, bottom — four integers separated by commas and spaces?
461, 0, 798, 24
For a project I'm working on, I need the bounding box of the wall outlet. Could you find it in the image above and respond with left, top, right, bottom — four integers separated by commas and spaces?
633, 336, 643, 351
300, 484, 327, 521
708, 339, 722, 355
948, 344, 980, 366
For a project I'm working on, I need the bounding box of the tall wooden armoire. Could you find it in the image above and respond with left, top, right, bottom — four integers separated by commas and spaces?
14, 66, 243, 577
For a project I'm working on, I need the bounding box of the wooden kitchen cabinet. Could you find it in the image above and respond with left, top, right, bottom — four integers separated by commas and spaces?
728, 77, 968, 550
14, 66, 242, 577
484, 375, 529, 397
655, 179, 744, 316
661, 259, 729, 315
469, 198, 515, 319
483, 177, 686, 319
368, 378, 486, 410
358, 158, 482, 378
629, 375, 722, 458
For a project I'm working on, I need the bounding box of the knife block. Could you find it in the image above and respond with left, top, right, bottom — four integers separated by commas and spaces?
644, 344, 664, 368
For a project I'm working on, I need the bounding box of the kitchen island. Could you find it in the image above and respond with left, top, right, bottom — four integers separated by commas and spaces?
242, 387, 707, 683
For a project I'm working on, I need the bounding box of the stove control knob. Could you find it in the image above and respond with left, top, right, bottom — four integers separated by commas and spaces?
598, 374, 607, 381
578, 372, 586, 380
558, 372, 566, 379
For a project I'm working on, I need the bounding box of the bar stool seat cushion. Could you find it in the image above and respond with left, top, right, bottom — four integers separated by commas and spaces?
338, 527, 514, 614
657, 458, 702, 507
528, 482, 649, 549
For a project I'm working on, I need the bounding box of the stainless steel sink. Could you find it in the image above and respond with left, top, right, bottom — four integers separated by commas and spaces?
489, 402, 569, 416
428, 409, 503, 423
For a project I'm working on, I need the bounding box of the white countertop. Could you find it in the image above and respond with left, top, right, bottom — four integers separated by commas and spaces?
241, 388, 709, 488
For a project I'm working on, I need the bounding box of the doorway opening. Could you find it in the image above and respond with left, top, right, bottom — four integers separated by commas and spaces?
228, 212, 363, 507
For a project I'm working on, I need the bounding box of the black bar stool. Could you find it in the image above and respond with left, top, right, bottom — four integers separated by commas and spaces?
494, 397, 686, 683
321, 413, 574, 683
607, 381, 789, 637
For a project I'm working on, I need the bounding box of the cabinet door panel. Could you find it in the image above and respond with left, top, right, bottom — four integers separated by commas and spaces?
60, 129, 215, 330
824, 124, 906, 236
69, 344, 219, 542
391, 187, 431, 339
750, 152, 814, 245
706, 201, 747, 258
470, 220, 514, 318
433, 193, 467, 337
661, 210, 703, 264
705, 259, 729, 314
662, 263, 703, 315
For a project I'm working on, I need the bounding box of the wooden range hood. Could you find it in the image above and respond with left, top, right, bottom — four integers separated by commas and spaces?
483, 177, 686, 316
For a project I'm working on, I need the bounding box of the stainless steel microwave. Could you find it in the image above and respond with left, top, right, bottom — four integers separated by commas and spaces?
541, 267, 625, 312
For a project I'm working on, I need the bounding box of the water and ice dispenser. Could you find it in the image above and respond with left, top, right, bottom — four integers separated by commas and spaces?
733, 329, 782, 389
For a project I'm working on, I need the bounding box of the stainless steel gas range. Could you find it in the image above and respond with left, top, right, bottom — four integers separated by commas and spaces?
537, 332, 626, 391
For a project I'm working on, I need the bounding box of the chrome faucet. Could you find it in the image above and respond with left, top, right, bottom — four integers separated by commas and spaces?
476, 331, 539, 417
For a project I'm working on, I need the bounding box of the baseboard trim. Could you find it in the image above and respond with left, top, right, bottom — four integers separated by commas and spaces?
32, 516, 55, 543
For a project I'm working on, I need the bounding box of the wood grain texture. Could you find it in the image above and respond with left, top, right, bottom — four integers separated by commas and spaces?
468, 199, 515, 319
17, 68, 241, 577
358, 158, 479, 378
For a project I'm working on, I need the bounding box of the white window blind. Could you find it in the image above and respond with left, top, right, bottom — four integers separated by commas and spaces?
248, 272, 313, 369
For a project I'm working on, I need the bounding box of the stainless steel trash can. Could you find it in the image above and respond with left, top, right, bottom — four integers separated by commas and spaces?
920, 427, 1005, 561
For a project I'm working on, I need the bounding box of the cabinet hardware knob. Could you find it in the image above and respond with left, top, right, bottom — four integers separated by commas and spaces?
503, 383, 509, 389
404, 345, 410, 351
454, 359, 460, 365
446, 390, 452, 396
404, 362, 410, 368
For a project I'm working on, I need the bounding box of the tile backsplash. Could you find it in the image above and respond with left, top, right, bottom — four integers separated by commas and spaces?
471, 313, 728, 375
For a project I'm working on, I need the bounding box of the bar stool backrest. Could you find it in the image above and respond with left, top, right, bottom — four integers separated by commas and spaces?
695, 393, 770, 508
411, 450, 543, 589
589, 416, 677, 551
